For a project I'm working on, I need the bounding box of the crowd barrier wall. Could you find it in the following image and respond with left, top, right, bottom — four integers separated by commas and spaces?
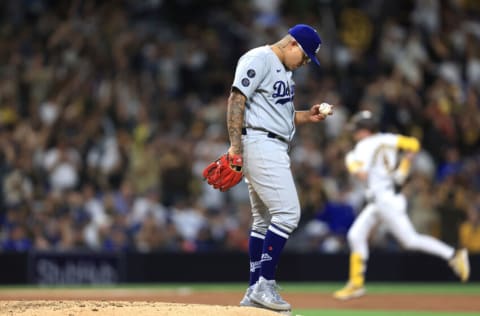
0, 251, 478, 284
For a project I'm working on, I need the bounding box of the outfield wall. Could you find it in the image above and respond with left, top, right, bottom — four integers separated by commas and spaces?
0, 252, 478, 284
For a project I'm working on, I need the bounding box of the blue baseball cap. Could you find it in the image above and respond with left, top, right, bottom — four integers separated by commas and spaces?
288, 24, 322, 66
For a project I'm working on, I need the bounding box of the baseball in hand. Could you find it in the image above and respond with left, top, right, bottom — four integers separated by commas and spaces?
318, 102, 333, 115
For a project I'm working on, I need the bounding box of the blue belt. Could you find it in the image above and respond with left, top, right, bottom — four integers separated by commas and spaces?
241, 127, 288, 144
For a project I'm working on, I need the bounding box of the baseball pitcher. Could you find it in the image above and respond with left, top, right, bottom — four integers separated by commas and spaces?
204, 24, 332, 313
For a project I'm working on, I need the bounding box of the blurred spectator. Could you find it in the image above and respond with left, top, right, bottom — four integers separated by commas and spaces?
170, 199, 207, 251
1, 225, 32, 252
2, 162, 34, 207
408, 176, 440, 237
102, 213, 131, 252
128, 188, 167, 233
223, 202, 252, 252
135, 212, 173, 252
43, 137, 81, 192
435, 181, 467, 247
458, 196, 480, 253
82, 184, 109, 250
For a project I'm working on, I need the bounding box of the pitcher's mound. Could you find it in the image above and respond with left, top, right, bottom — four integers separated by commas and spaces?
0, 300, 284, 316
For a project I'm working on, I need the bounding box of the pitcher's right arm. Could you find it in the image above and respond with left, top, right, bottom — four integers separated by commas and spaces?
227, 88, 246, 156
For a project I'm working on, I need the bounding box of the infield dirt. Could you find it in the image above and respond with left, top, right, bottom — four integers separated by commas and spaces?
1, 288, 479, 315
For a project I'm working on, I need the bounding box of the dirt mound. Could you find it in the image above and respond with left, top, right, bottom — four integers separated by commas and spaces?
0, 300, 283, 316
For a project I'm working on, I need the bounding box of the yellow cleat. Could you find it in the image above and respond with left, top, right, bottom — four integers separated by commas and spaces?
333, 282, 366, 300
449, 249, 470, 282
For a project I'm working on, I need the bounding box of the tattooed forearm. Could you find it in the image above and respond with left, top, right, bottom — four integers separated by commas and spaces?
227, 89, 246, 154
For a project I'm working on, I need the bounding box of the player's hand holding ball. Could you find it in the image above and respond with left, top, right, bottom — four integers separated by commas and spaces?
309, 102, 333, 122
318, 102, 334, 115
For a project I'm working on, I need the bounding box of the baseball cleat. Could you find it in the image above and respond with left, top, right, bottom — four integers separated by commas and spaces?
250, 277, 291, 311
333, 282, 366, 300
449, 249, 470, 282
240, 285, 263, 308
240, 284, 292, 315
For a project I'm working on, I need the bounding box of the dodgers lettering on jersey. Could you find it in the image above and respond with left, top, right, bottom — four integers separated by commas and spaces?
349, 133, 400, 196
272, 81, 295, 105
232, 46, 296, 141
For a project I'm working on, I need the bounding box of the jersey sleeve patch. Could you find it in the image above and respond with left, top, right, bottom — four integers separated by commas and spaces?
241, 78, 250, 87
232, 51, 267, 99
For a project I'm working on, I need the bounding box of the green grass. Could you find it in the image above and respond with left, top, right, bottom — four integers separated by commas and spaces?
281, 282, 480, 294
0, 282, 479, 294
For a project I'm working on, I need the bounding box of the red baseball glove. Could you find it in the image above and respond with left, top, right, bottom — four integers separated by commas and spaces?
202, 153, 243, 192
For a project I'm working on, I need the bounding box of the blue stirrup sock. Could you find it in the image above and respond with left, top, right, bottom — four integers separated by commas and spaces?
248, 230, 265, 286
260, 224, 289, 280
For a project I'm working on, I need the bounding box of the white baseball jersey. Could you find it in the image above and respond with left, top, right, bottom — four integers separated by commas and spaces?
346, 133, 400, 197
232, 46, 296, 142
345, 132, 455, 262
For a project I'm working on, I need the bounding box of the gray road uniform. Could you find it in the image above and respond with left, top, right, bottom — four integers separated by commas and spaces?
232, 45, 300, 238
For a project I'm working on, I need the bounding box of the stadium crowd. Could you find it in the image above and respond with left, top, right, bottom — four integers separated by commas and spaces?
0, 0, 480, 254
